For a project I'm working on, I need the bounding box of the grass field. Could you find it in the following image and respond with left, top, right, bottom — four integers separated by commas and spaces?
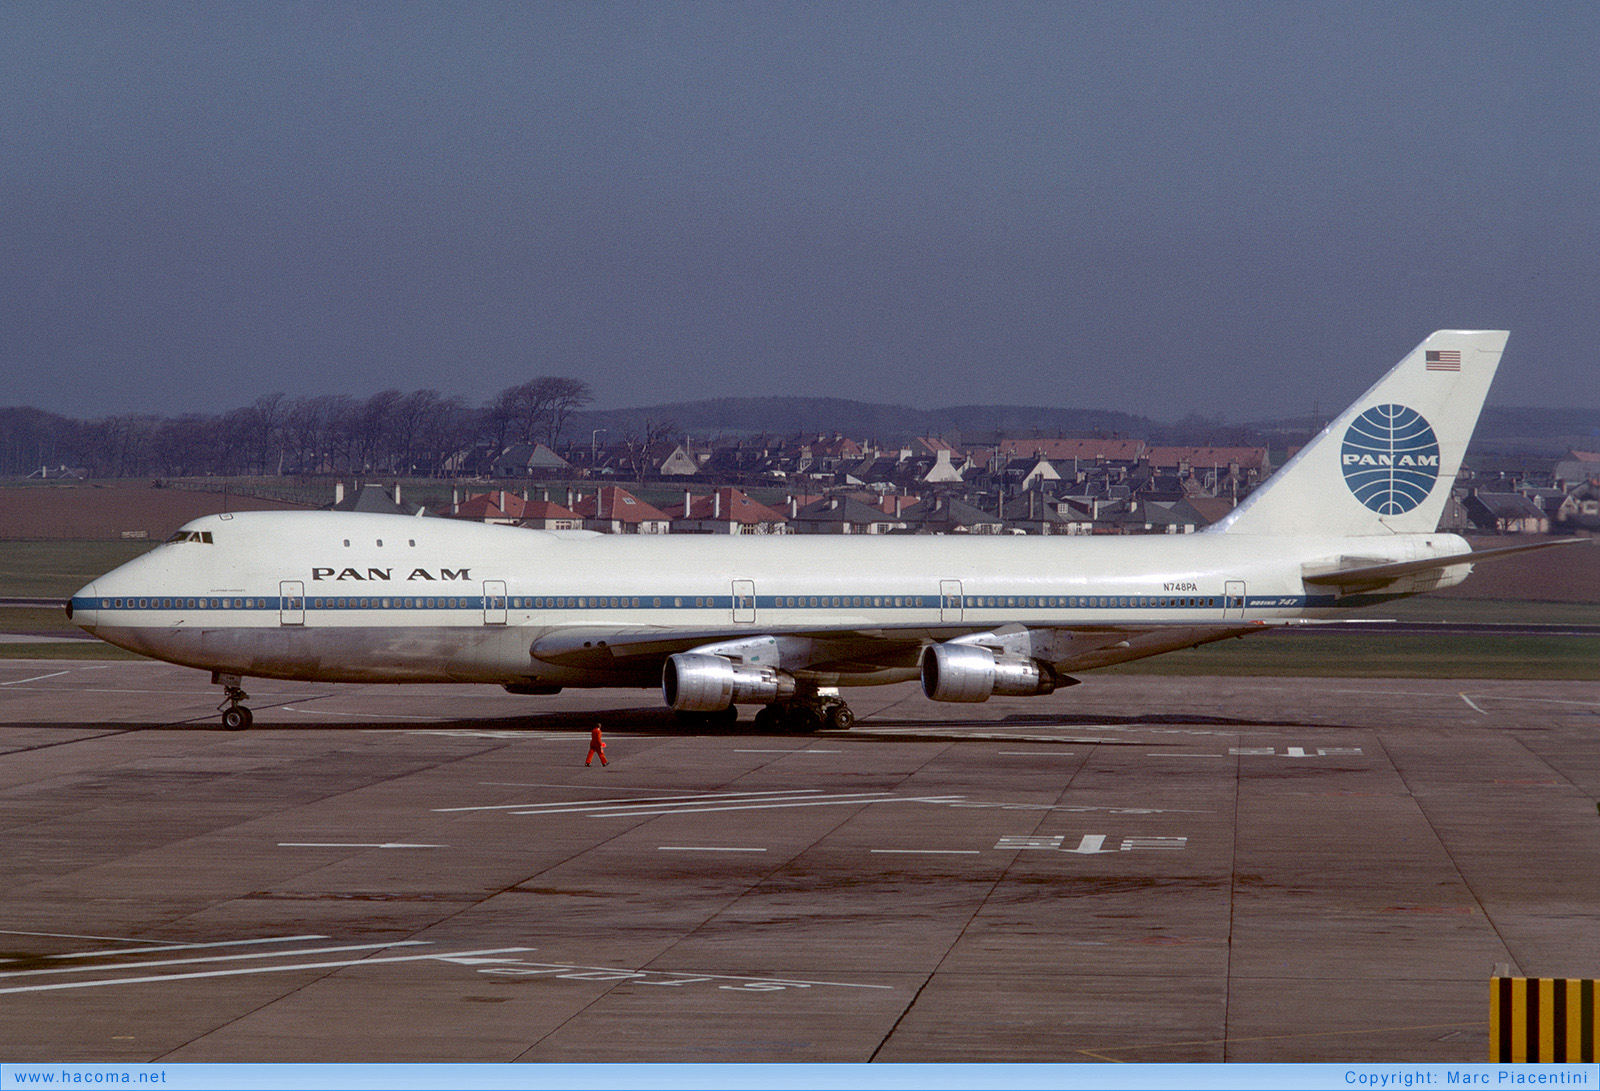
0, 540, 156, 599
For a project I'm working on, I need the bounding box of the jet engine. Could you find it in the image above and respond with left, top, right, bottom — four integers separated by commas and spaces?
920, 642, 1056, 703
663, 652, 797, 712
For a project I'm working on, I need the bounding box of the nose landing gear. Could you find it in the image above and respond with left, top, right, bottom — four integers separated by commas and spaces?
212, 671, 253, 730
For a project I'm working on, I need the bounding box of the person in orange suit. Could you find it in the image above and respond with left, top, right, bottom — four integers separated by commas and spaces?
586, 724, 607, 766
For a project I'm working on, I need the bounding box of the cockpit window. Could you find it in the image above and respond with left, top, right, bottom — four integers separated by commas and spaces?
165, 530, 214, 544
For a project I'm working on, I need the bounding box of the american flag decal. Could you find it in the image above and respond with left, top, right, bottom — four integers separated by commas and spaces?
1425, 350, 1461, 371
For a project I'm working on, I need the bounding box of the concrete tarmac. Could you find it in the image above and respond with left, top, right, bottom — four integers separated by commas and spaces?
1, 660, 1598, 1063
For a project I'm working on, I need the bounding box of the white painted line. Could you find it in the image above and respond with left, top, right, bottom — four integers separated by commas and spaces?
735, 749, 842, 753
544, 795, 965, 818
1157, 753, 1226, 757
870, 849, 980, 855
277, 843, 444, 849
657, 846, 767, 852
0, 671, 71, 687
436, 789, 828, 813
0, 947, 533, 996
1460, 693, 1489, 715
38, 936, 329, 961
478, 960, 894, 990
996, 750, 1075, 756
0, 941, 432, 981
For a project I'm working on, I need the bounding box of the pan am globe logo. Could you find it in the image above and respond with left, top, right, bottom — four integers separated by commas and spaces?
1340, 404, 1441, 514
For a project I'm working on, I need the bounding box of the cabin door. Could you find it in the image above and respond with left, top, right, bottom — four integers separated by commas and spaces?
732, 580, 756, 624
279, 581, 305, 626
940, 580, 964, 623
1223, 580, 1246, 619
483, 580, 507, 625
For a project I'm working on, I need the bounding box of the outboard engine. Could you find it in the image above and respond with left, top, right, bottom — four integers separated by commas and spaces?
663, 653, 796, 712
920, 642, 1056, 703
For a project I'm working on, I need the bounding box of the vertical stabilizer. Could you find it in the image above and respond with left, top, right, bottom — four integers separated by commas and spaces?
1209, 330, 1507, 537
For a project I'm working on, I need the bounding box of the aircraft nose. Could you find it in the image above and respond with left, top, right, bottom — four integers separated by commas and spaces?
69, 581, 98, 628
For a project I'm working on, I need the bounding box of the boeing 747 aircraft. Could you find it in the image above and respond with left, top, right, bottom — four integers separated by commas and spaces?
68, 330, 1579, 729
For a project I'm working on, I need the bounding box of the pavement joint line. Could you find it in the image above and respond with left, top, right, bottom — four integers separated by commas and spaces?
0, 947, 535, 996
0, 928, 236, 946
480, 960, 895, 990
0, 940, 434, 980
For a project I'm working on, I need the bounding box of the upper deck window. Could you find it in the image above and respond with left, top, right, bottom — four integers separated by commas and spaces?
165, 531, 213, 544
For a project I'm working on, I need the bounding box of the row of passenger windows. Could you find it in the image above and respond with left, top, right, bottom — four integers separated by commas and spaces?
102, 598, 263, 610
99, 594, 1225, 611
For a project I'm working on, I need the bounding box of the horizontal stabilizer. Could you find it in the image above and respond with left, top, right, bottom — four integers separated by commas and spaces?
1302, 537, 1591, 589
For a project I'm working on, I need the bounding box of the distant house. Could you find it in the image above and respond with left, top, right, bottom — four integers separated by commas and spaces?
327, 482, 430, 516
652, 443, 702, 477
790, 495, 904, 535
436, 490, 531, 525
898, 495, 1005, 535
1463, 491, 1550, 535
919, 449, 964, 483
490, 444, 571, 478
572, 486, 672, 534
673, 487, 789, 534
520, 498, 584, 531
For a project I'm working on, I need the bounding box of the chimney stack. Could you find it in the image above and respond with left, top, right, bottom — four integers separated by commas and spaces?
451, 486, 458, 515
713, 490, 722, 519
393, 482, 401, 506
335, 481, 345, 505
684, 490, 692, 518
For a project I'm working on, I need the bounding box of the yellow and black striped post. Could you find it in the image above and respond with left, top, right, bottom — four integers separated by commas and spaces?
1490, 977, 1598, 1061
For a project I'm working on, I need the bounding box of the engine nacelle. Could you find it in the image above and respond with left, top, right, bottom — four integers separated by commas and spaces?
662, 653, 796, 712
920, 643, 1056, 703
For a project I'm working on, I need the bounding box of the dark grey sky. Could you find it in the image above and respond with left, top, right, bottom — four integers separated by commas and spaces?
4, 2, 1596, 421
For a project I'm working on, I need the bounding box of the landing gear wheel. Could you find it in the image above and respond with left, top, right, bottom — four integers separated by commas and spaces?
787, 706, 825, 733
825, 704, 855, 730
753, 705, 782, 731
221, 706, 252, 731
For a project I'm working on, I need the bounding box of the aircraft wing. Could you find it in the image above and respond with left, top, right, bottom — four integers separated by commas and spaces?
530, 618, 1269, 679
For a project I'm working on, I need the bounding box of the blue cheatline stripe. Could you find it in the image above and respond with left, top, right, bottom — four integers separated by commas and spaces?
71, 591, 1302, 614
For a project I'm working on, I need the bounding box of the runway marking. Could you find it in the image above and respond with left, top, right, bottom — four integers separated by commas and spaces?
0, 947, 533, 996
735, 749, 842, 753
871, 849, 980, 855
518, 793, 965, 818
998, 834, 1189, 854
0, 941, 433, 981
1229, 746, 1363, 757
26, 935, 328, 961
1460, 694, 1489, 715
405, 730, 574, 739
0, 671, 71, 687
436, 789, 827, 813
278, 842, 444, 849
996, 750, 1075, 756
474, 959, 892, 992
657, 846, 767, 852
1157, 753, 1226, 758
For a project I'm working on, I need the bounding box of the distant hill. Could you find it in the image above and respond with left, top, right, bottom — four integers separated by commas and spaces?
570, 397, 1156, 443
571, 397, 1599, 454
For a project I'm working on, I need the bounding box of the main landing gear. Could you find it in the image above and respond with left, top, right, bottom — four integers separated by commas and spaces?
213, 671, 252, 730
752, 695, 854, 733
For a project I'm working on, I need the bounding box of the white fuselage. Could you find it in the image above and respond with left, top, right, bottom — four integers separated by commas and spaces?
71, 510, 1473, 687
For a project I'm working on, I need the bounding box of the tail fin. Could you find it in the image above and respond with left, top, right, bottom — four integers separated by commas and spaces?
1209, 330, 1507, 537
